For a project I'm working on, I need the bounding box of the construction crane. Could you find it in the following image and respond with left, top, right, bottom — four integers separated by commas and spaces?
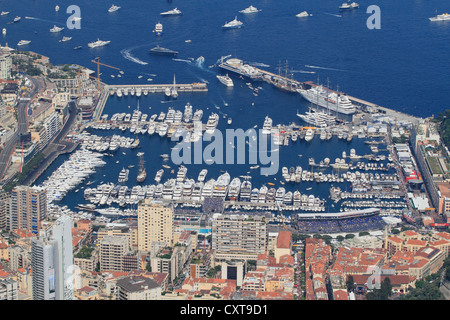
91, 57, 120, 92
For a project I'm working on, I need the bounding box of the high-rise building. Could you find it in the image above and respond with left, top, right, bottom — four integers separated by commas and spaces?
10, 186, 47, 234
137, 200, 174, 252
31, 215, 74, 300
99, 235, 129, 272
0, 190, 10, 231
0, 46, 12, 80
212, 213, 267, 261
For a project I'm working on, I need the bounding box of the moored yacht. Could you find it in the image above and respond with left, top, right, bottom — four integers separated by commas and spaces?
222, 16, 243, 29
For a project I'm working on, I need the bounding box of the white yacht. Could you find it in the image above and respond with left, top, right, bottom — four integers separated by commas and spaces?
429, 13, 450, 21
213, 172, 230, 198
262, 116, 272, 135
296, 109, 337, 127
158, 123, 169, 136
239, 180, 252, 201
154, 169, 164, 183
108, 5, 121, 13
61, 36, 72, 42
17, 40, 31, 46
118, 168, 129, 183
222, 16, 243, 29
88, 39, 111, 48
50, 25, 64, 32
304, 128, 314, 142
239, 5, 261, 14
154, 22, 163, 35
2, 28, 5, 35
198, 169, 208, 182
13, 16, 21, 23
216, 74, 234, 87
1, 11, 9, 16
160, 8, 183, 16
55, 5, 60, 12
296, 11, 310, 18
205, 113, 219, 134
339, 2, 359, 10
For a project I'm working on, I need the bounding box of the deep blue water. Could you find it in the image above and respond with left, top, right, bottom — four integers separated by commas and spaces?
6, 0, 447, 211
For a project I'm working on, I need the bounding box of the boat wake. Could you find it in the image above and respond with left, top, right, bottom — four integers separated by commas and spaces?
120, 48, 148, 65
172, 58, 192, 63
249, 62, 270, 68
305, 65, 350, 72
292, 69, 316, 74
324, 12, 342, 18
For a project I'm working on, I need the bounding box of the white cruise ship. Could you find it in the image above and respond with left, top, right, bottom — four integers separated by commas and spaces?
239, 6, 261, 14
216, 74, 234, 87
213, 172, 230, 198
297, 85, 356, 115
222, 17, 243, 29
429, 13, 450, 21
160, 8, 183, 16
88, 39, 111, 48
50, 25, 64, 32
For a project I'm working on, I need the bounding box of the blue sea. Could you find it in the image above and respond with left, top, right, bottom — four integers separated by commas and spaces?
4, 0, 447, 212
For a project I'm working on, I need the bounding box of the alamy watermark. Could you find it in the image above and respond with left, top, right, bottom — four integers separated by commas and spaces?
367, 5, 381, 30
170, 124, 280, 176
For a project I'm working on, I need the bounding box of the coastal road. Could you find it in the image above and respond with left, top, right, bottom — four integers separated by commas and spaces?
0, 76, 42, 182
21, 101, 79, 186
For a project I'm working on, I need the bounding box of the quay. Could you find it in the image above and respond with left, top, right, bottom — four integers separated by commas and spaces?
105, 82, 208, 94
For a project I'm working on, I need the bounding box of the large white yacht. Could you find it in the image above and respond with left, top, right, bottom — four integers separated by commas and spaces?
50, 25, 64, 32
239, 6, 261, 14
429, 13, 450, 21
222, 17, 243, 29
216, 74, 234, 87
88, 39, 111, 48
160, 8, 183, 16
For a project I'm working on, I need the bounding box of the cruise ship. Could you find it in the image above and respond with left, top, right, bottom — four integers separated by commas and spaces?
222, 16, 243, 29
218, 58, 262, 80
429, 13, 450, 21
88, 39, 111, 48
17, 40, 31, 46
297, 85, 356, 115
160, 8, 183, 16
205, 113, 219, 134
50, 25, 64, 32
296, 109, 337, 127
149, 45, 178, 55
262, 116, 272, 135
216, 74, 234, 87
154, 22, 163, 35
239, 6, 261, 14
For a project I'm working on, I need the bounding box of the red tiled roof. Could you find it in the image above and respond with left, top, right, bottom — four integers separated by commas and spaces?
277, 231, 291, 249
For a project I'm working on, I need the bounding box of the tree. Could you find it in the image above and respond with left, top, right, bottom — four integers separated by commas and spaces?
401, 282, 443, 300
345, 234, 355, 239
336, 235, 344, 242
366, 278, 392, 300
